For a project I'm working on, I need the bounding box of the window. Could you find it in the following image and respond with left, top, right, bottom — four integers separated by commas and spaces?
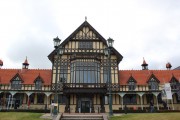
123, 94, 137, 104
11, 77, 22, 89
58, 95, 66, 104
170, 77, 178, 90
103, 65, 108, 83
60, 61, 68, 83
148, 78, 158, 90
79, 42, 93, 49
128, 79, 136, 91
70, 59, 100, 83
37, 93, 44, 104
35, 78, 42, 90
105, 96, 108, 104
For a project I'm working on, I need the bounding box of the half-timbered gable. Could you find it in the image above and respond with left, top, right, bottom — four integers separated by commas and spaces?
48, 20, 123, 113
49, 20, 123, 86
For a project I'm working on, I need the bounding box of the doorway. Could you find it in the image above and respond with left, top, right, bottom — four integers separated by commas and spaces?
81, 101, 90, 113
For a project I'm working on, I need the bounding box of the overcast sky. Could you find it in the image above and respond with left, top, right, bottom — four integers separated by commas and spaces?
0, 0, 180, 70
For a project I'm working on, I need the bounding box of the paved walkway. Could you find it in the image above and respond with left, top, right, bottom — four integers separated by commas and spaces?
40, 113, 53, 119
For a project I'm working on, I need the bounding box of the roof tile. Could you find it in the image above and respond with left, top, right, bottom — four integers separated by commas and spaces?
119, 70, 180, 85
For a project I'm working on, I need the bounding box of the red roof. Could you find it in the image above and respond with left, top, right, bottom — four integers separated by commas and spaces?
0, 69, 51, 85
119, 70, 180, 85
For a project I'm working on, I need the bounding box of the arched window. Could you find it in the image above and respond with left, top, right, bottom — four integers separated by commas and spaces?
35, 77, 43, 90
148, 78, 159, 90
11, 76, 22, 89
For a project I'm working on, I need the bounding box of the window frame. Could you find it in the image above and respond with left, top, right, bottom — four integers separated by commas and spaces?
148, 78, 159, 90
11, 77, 22, 90
70, 59, 100, 83
170, 77, 178, 90
35, 78, 43, 90
78, 41, 93, 49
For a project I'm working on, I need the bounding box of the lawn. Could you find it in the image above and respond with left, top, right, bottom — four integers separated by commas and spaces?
0, 112, 44, 120
110, 113, 180, 120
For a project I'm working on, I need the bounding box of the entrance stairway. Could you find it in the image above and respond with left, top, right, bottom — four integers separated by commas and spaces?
60, 113, 106, 120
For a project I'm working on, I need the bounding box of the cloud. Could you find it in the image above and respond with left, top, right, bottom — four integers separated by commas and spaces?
0, 0, 180, 70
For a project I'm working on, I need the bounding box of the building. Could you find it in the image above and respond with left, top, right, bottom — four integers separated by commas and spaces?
0, 20, 180, 112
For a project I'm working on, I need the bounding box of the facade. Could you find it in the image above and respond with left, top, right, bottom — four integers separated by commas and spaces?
0, 20, 180, 113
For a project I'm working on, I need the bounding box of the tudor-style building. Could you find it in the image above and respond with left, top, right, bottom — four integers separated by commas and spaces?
48, 20, 123, 113
0, 20, 180, 112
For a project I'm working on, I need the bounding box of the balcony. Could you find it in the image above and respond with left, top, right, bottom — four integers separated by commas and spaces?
0, 83, 178, 93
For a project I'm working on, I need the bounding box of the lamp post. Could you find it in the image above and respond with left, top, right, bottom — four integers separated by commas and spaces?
104, 37, 114, 116
53, 36, 64, 115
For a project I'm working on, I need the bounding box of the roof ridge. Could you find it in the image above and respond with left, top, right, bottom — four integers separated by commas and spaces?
0, 68, 21, 70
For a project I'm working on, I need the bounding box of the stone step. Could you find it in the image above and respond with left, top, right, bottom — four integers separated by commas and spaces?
61, 118, 103, 120
61, 114, 104, 120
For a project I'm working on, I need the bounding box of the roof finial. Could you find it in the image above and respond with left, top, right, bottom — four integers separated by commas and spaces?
85, 16, 87, 21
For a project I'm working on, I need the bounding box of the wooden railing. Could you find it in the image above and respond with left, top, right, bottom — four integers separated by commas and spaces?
0, 83, 178, 92
0, 84, 51, 91
63, 83, 107, 88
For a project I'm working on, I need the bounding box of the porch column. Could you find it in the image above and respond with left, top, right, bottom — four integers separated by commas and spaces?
171, 92, 174, 110
153, 92, 160, 110
171, 99, 174, 110
137, 92, 144, 110
8, 91, 17, 108
25, 92, 33, 109
44, 92, 52, 109
118, 93, 125, 110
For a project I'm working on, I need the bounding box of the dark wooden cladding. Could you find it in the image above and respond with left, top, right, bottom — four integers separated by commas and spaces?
63, 83, 107, 88
63, 88, 107, 94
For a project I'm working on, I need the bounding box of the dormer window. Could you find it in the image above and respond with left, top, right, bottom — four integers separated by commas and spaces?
148, 78, 159, 90
35, 77, 43, 90
170, 77, 178, 90
128, 77, 136, 91
129, 80, 136, 91
11, 76, 22, 89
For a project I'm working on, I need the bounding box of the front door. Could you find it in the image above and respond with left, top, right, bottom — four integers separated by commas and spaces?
81, 101, 90, 113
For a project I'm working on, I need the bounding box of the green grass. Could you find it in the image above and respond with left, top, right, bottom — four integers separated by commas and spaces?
0, 112, 44, 120
110, 113, 180, 120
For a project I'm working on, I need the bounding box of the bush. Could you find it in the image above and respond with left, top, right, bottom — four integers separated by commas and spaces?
0, 109, 50, 113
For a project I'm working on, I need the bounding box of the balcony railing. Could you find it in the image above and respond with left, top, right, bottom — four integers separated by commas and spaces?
63, 83, 107, 88
0, 84, 178, 92
0, 84, 51, 91
64, 48, 105, 54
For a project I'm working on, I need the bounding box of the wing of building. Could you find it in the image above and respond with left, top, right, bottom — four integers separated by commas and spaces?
0, 20, 179, 113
